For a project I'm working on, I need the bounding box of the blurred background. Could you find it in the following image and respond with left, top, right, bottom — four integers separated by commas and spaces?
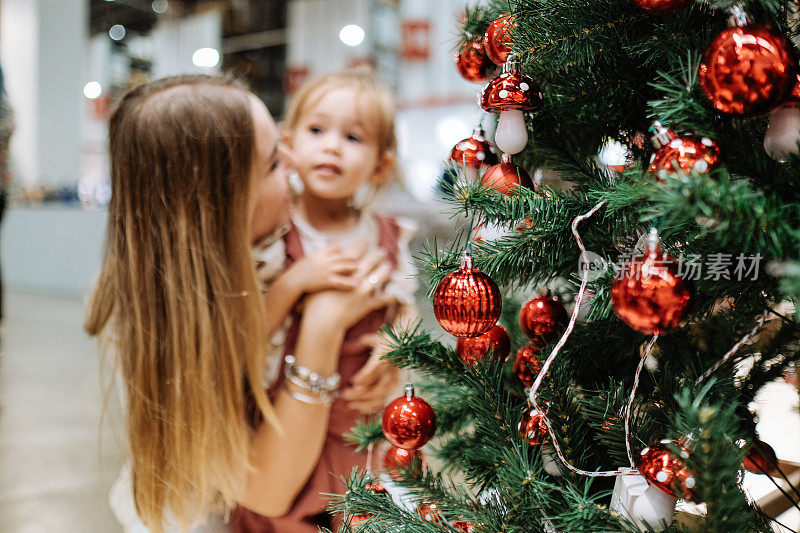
0, 1, 797, 532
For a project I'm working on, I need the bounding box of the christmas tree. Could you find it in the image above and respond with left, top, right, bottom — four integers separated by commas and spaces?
333, 1, 800, 531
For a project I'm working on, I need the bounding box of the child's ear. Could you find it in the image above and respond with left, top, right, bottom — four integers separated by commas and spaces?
279, 122, 292, 146
370, 152, 395, 185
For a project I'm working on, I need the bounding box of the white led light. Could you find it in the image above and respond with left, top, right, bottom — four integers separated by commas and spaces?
339, 24, 365, 47
192, 47, 220, 68
83, 81, 102, 99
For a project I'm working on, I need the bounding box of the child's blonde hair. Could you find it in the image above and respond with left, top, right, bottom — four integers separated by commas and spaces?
284, 69, 400, 193
85, 75, 276, 532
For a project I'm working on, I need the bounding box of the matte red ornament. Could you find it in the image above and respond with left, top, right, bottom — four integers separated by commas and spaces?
383, 446, 424, 478
648, 122, 721, 179
699, 24, 799, 116
636, 439, 696, 500
382, 384, 437, 450
417, 501, 443, 523
519, 405, 549, 446
457, 323, 511, 365
743, 439, 779, 475
611, 230, 694, 334
484, 14, 514, 65
455, 40, 494, 82
513, 342, 545, 387
480, 160, 534, 195
519, 294, 569, 342
481, 61, 543, 113
632, 0, 691, 15
433, 254, 502, 338
450, 126, 498, 170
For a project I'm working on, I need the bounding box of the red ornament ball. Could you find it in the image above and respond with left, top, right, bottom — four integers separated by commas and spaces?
743, 439, 778, 475
611, 241, 694, 334
383, 446, 424, 478
433, 256, 502, 338
453, 520, 478, 532
649, 135, 721, 179
480, 161, 534, 195
417, 501, 443, 523
519, 405, 549, 446
455, 40, 494, 82
636, 439, 696, 500
699, 25, 799, 117
513, 342, 545, 388
450, 128, 498, 170
365, 480, 389, 495
632, 0, 691, 15
347, 513, 372, 528
457, 323, 511, 365
519, 295, 569, 342
484, 14, 514, 65
382, 385, 437, 450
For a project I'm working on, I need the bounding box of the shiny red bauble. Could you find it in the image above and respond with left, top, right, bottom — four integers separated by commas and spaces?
455, 40, 495, 82
433, 255, 502, 338
450, 128, 498, 170
481, 67, 543, 113
365, 480, 389, 495
649, 135, 721, 179
453, 520, 478, 532
632, 0, 691, 15
417, 501, 443, 523
383, 446, 424, 478
611, 242, 694, 335
699, 25, 799, 117
382, 385, 437, 450
484, 14, 514, 65
636, 439, 696, 500
513, 342, 545, 388
519, 406, 549, 446
480, 161, 534, 195
347, 513, 372, 528
519, 295, 569, 342
457, 323, 511, 365
743, 439, 778, 475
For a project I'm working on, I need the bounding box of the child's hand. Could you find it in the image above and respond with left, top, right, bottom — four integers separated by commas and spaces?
342, 332, 401, 414
287, 245, 359, 294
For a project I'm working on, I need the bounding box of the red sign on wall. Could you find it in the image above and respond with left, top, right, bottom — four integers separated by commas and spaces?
401, 20, 431, 61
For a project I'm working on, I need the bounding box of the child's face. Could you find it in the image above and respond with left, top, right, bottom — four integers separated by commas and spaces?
249, 96, 295, 242
289, 87, 388, 204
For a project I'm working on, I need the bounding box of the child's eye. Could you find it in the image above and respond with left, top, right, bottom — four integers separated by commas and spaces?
268, 160, 279, 172
309, 126, 322, 134
347, 133, 362, 143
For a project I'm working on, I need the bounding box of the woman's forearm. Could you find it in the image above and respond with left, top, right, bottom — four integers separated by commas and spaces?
240, 311, 344, 517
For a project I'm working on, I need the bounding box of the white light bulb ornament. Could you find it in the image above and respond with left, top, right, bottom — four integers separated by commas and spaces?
631, 484, 678, 531
480, 55, 543, 155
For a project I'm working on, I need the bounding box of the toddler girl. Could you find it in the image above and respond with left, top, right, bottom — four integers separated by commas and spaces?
234, 70, 418, 532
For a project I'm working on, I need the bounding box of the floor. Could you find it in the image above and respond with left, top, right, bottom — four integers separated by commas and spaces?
0, 291, 124, 533
0, 290, 798, 532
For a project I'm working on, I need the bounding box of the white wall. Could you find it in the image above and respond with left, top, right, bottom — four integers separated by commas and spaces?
1, 0, 87, 187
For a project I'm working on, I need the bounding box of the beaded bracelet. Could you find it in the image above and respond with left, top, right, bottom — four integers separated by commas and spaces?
283, 355, 340, 404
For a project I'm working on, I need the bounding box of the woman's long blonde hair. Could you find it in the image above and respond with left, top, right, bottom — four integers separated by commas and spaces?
86, 75, 275, 532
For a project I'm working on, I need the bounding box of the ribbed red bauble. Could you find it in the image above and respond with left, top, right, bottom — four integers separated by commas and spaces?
480, 158, 534, 195
743, 439, 778, 475
383, 446, 424, 478
519, 294, 569, 342
513, 342, 545, 388
699, 21, 799, 117
382, 385, 437, 450
648, 122, 721, 179
457, 323, 511, 365
636, 439, 696, 500
632, 0, 691, 15
484, 14, 514, 65
519, 405, 549, 446
433, 254, 502, 338
611, 229, 694, 334
455, 40, 494, 82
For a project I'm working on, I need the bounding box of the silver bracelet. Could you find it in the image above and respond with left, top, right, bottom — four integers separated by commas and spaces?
282, 384, 336, 405
283, 355, 340, 397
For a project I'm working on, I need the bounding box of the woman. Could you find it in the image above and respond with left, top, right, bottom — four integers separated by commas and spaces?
86, 75, 394, 532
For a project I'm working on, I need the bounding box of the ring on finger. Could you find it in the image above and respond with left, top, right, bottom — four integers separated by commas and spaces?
367, 273, 381, 294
